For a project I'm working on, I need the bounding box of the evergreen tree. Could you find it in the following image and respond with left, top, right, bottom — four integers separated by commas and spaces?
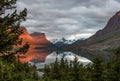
106, 47, 120, 81
91, 57, 105, 81
0, 1, 40, 81
0, 0, 29, 58
44, 64, 50, 80
50, 58, 61, 80
70, 56, 85, 81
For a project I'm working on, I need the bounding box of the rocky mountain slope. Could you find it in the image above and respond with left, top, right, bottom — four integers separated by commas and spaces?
72, 11, 120, 50
58, 11, 120, 58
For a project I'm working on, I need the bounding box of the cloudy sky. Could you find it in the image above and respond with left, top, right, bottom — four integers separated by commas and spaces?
17, 0, 120, 40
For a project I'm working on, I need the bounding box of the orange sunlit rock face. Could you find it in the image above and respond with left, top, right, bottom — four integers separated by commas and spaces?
19, 27, 34, 44
18, 27, 52, 63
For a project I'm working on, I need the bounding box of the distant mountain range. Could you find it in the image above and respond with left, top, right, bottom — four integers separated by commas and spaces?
51, 37, 85, 47
51, 38, 76, 47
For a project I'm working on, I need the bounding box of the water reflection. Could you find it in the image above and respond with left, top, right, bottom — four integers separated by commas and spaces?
45, 52, 92, 66
28, 51, 92, 69
19, 50, 50, 63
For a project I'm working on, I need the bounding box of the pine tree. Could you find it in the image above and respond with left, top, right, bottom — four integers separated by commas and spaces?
51, 58, 61, 80
0, 0, 29, 59
44, 64, 50, 78
91, 57, 105, 81
70, 56, 85, 81
106, 47, 120, 81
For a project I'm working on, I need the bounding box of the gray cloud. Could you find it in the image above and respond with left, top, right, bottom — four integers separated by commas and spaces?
17, 0, 120, 40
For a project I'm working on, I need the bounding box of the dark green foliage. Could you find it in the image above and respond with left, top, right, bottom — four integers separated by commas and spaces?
106, 47, 120, 81
0, 0, 39, 81
0, 0, 28, 57
0, 56, 40, 81
69, 56, 83, 81
43, 56, 87, 81
91, 57, 105, 81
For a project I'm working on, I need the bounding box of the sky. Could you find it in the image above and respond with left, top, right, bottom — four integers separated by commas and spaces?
17, 0, 120, 40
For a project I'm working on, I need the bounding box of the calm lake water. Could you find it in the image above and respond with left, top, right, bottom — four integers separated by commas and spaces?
29, 51, 92, 69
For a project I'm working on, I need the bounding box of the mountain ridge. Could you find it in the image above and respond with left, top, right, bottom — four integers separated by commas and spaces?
58, 11, 120, 58
71, 11, 120, 50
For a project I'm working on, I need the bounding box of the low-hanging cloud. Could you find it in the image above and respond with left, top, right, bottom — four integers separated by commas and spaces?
17, 0, 120, 40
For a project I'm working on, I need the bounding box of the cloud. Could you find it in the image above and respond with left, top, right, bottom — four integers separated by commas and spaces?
17, 0, 120, 40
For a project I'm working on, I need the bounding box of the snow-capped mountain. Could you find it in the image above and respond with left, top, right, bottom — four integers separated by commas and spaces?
52, 38, 76, 44
51, 37, 76, 47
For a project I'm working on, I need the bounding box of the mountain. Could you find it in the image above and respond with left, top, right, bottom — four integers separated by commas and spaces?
19, 27, 53, 63
58, 11, 120, 58
71, 11, 120, 50
30, 32, 45, 37
51, 38, 76, 47
20, 28, 53, 47
19, 27, 34, 44
30, 32, 53, 47
72, 38, 85, 44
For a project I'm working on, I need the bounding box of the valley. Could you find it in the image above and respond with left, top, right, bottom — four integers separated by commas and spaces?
18, 11, 120, 67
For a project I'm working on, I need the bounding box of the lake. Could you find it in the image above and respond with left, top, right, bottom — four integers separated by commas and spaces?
29, 51, 92, 69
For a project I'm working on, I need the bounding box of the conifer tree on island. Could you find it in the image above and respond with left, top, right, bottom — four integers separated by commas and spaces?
0, 0, 29, 59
